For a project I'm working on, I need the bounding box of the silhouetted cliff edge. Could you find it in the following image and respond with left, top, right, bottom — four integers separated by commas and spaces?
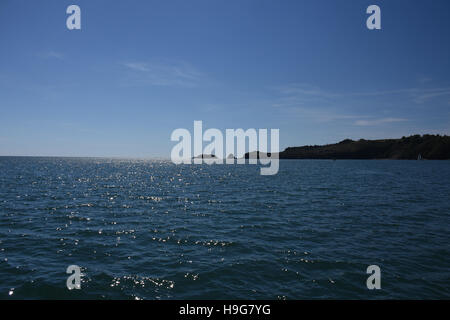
245, 135, 450, 160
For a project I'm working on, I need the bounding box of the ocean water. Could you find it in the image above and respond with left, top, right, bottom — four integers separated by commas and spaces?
0, 157, 448, 299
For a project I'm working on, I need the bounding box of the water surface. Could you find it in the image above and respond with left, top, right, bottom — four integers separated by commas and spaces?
0, 157, 448, 299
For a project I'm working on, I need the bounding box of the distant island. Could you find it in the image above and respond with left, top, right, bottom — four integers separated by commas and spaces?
192, 154, 218, 159
245, 134, 450, 160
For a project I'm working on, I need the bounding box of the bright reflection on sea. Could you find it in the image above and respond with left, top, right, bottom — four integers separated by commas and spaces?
0, 157, 449, 299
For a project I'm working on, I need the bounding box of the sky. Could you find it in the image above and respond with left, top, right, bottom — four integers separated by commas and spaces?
0, 0, 449, 157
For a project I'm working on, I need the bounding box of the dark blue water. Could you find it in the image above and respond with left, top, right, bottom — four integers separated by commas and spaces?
0, 157, 449, 299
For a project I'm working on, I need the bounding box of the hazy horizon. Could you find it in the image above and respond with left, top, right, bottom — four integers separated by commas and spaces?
0, 132, 447, 158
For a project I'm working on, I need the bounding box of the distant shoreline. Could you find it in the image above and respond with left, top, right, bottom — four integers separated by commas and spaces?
244, 134, 450, 160
0, 156, 449, 161
1, 134, 449, 160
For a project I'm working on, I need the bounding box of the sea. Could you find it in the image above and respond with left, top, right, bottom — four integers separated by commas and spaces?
0, 157, 448, 299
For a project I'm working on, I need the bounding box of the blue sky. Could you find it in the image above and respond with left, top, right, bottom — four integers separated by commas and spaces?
0, 0, 449, 157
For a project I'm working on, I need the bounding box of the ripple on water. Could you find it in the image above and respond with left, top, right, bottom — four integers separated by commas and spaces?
0, 158, 449, 299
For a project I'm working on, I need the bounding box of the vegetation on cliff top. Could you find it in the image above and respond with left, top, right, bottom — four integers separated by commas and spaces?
244, 134, 450, 160
279, 134, 450, 159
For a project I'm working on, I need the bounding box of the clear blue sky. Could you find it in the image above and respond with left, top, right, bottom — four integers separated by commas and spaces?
1, 0, 449, 157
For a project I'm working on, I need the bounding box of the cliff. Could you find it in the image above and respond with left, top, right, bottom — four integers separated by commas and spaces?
245, 134, 450, 160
